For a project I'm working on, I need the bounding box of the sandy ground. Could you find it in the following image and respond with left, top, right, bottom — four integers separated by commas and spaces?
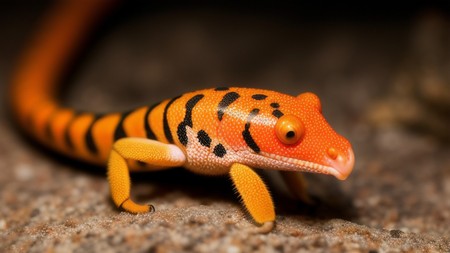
1, 2, 449, 252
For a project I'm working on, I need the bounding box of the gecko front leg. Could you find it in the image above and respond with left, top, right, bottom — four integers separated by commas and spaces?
229, 163, 275, 233
107, 137, 186, 213
279, 171, 313, 204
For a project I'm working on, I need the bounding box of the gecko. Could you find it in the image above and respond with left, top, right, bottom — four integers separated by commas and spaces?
9, 0, 354, 232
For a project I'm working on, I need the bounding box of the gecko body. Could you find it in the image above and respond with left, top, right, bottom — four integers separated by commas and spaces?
10, 0, 354, 232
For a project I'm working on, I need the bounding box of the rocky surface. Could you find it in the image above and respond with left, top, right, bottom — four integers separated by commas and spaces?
1, 2, 449, 252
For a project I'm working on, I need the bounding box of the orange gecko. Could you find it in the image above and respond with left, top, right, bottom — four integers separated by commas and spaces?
10, 0, 354, 232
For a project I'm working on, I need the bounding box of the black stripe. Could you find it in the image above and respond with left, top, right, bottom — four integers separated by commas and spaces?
44, 109, 59, 140
85, 114, 103, 154
217, 92, 240, 121
64, 112, 79, 150
213, 143, 227, 158
251, 94, 267, 100
144, 103, 159, 140
242, 108, 261, 153
177, 94, 204, 146
197, 130, 211, 148
245, 108, 260, 125
26, 101, 42, 133
184, 95, 204, 127
114, 110, 133, 141
272, 109, 284, 118
162, 95, 182, 143
214, 87, 229, 91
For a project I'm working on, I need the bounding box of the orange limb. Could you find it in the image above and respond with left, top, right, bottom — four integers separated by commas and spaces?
229, 163, 275, 232
107, 138, 186, 213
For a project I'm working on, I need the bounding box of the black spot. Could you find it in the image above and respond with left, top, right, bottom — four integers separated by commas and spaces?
163, 95, 181, 143
251, 94, 267, 100
213, 144, 227, 158
270, 102, 280, 108
242, 108, 260, 153
217, 92, 240, 121
272, 109, 284, 118
114, 110, 133, 141
177, 94, 204, 146
214, 87, 229, 91
197, 130, 211, 147
86, 114, 103, 154
144, 103, 159, 140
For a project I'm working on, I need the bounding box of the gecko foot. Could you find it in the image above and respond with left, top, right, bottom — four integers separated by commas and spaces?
250, 221, 275, 234
119, 198, 154, 213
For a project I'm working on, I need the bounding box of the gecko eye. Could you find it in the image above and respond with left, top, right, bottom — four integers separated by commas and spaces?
275, 115, 304, 145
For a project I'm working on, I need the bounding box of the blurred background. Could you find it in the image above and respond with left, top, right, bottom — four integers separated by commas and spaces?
0, 1, 449, 252
1, 1, 449, 137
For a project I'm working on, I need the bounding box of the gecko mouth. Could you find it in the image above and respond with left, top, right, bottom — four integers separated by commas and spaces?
259, 147, 354, 180
324, 147, 355, 180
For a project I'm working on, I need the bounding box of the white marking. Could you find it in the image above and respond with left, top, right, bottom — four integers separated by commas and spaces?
183, 126, 239, 175
168, 144, 186, 164
181, 126, 351, 179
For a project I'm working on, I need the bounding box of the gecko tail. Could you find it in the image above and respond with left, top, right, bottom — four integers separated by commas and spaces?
9, 0, 115, 130
9, 0, 117, 164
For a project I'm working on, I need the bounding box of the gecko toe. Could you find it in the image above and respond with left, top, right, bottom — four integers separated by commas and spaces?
148, 204, 155, 213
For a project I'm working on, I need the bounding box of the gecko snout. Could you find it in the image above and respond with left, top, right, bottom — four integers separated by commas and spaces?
326, 146, 355, 180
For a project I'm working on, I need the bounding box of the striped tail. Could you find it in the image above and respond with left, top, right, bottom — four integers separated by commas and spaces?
9, 0, 123, 165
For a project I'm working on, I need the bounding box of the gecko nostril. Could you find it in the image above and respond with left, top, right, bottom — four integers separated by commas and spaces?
327, 147, 338, 160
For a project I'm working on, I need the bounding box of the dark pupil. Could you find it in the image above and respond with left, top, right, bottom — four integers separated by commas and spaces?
286, 131, 295, 138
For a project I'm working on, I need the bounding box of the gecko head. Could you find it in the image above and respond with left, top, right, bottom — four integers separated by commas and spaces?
228, 91, 355, 180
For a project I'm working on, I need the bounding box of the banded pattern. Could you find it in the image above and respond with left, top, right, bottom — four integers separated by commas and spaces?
15, 84, 292, 166
19, 102, 166, 165
140, 88, 288, 161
